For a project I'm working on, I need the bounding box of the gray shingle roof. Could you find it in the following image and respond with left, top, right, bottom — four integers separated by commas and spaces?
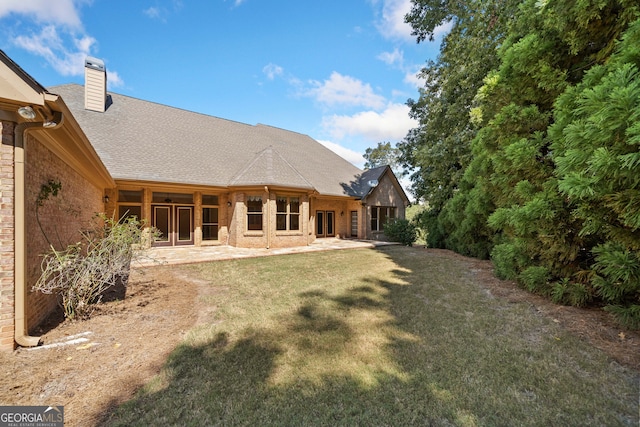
49, 84, 369, 197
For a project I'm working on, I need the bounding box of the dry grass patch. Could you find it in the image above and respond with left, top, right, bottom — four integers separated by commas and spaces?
103, 247, 638, 426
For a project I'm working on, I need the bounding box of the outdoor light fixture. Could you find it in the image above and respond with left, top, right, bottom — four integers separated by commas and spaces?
42, 111, 63, 129
17, 106, 36, 120
103, 195, 109, 203
227, 201, 232, 207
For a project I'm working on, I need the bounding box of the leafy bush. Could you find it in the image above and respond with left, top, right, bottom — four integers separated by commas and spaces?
33, 214, 149, 319
551, 278, 593, 308
604, 305, 640, 330
383, 218, 418, 246
519, 266, 551, 295
490, 242, 529, 281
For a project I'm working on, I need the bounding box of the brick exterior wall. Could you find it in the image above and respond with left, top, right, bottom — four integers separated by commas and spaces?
25, 134, 103, 331
363, 173, 407, 241
0, 121, 15, 350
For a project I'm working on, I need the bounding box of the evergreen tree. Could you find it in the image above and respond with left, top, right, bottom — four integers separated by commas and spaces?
400, 0, 519, 214
551, 19, 640, 326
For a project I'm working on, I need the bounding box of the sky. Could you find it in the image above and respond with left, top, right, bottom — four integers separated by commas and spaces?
0, 0, 447, 169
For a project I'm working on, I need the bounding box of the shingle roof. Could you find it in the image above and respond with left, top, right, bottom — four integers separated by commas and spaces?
49, 84, 368, 197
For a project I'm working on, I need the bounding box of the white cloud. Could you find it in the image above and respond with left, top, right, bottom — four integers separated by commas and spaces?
107, 70, 124, 88
143, 7, 162, 20
374, 0, 413, 41
433, 20, 454, 39
13, 25, 95, 76
143, 1, 183, 22
307, 72, 386, 110
4, 1, 125, 85
322, 102, 417, 142
263, 63, 284, 80
377, 48, 404, 67
317, 140, 365, 167
0, 0, 86, 29
403, 68, 423, 88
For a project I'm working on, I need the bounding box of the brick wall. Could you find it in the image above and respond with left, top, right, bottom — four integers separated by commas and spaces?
363, 173, 407, 241
0, 121, 15, 350
25, 134, 103, 331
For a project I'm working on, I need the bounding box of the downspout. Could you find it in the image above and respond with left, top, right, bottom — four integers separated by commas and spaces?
14, 111, 63, 347
265, 186, 270, 249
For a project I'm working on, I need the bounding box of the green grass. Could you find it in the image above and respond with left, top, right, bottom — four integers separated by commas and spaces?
104, 246, 638, 426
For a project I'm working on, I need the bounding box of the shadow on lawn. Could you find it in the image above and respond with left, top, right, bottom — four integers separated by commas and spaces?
99, 246, 638, 426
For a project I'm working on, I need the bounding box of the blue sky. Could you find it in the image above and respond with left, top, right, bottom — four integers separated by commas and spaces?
0, 0, 447, 168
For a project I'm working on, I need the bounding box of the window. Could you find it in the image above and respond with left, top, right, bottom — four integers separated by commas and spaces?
247, 196, 263, 231
276, 196, 300, 231
371, 206, 396, 232
202, 194, 219, 241
118, 205, 142, 222
152, 192, 193, 204
117, 190, 142, 222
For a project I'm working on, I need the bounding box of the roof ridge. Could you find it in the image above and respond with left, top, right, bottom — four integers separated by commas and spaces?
228, 146, 314, 189
47, 83, 257, 129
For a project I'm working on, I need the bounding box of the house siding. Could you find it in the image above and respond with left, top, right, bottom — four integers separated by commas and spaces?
0, 121, 15, 350
25, 134, 104, 331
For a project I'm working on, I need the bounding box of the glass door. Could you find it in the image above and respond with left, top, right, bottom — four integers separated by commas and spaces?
152, 205, 194, 246
153, 206, 171, 247
316, 210, 335, 237
316, 211, 324, 237
176, 206, 194, 245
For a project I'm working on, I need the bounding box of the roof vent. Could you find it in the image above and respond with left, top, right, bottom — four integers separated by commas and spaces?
84, 56, 107, 112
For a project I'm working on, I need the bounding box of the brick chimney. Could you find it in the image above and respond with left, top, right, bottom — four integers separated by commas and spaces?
84, 56, 107, 112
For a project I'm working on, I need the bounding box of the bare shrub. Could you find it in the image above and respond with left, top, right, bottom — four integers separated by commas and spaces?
33, 214, 151, 319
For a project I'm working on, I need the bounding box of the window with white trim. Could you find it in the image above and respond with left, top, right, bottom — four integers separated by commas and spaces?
276, 196, 300, 231
371, 206, 396, 232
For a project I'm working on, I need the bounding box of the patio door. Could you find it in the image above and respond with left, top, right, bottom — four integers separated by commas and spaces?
316, 210, 335, 237
152, 205, 194, 246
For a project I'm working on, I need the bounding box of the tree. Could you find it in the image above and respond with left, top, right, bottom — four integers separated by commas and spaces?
399, 0, 520, 250
363, 141, 401, 172
550, 18, 640, 326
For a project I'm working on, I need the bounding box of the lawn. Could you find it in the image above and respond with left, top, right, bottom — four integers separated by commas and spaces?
103, 246, 638, 426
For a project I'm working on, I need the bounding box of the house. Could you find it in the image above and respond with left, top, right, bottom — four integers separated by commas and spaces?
0, 51, 409, 350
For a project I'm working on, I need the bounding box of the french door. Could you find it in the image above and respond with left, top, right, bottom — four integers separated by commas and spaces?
152, 205, 194, 246
316, 210, 335, 237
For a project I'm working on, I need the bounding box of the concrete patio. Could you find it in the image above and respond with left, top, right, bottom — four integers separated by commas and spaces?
133, 238, 397, 267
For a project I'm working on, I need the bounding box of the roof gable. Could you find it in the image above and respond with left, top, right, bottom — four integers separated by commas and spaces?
229, 146, 314, 189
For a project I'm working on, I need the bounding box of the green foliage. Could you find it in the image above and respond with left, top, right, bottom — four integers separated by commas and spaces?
35, 179, 63, 248
603, 305, 640, 329
383, 218, 418, 246
404, 0, 640, 327
363, 142, 403, 176
519, 266, 551, 295
551, 278, 593, 308
33, 214, 150, 319
36, 179, 62, 206
399, 0, 520, 209
591, 243, 640, 305
490, 242, 528, 281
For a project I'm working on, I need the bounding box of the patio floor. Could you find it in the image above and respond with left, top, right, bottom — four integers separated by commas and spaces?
133, 238, 397, 267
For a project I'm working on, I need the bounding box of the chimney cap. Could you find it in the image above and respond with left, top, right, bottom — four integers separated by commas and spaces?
85, 56, 105, 71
